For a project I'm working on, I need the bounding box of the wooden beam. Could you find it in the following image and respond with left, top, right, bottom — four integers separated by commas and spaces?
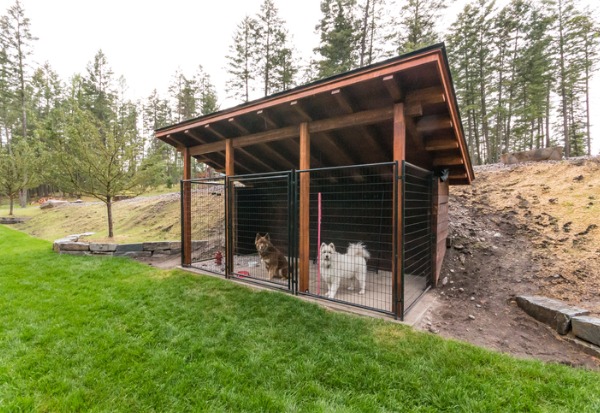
309, 107, 394, 134
229, 117, 250, 134
225, 139, 234, 176
188, 107, 394, 156
184, 129, 207, 144
256, 109, 278, 129
290, 101, 312, 122
331, 88, 355, 113
204, 124, 227, 140
433, 156, 464, 167
189, 140, 227, 156
383, 75, 403, 102
393, 103, 405, 319
425, 138, 459, 151
416, 116, 453, 133
449, 172, 468, 179
405, 88, 446, 117
299, 122, 310, 293
182, 147, 192, 266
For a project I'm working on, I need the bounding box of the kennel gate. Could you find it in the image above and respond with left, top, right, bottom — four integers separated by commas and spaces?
183, 177, 226, 273
225, 171, 296, 292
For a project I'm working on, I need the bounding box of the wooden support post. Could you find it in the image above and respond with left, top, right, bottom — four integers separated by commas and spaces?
299, 123, 310, 293
182, 147, 192, 266
225, 139, 234, 277
393, 103, 406, 319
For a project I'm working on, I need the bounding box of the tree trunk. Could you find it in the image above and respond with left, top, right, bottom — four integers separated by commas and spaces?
107, 196, 114, 238
545, 81, 551, 148
558, 1, 570, 158
9, 195, 14, 216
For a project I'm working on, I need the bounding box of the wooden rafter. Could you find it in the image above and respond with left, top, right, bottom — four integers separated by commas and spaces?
256, 109, 278, 129
330, 88, 388, 161
383, 75, 403, 102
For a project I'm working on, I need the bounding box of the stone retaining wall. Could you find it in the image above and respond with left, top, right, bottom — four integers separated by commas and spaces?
517, 295, 600, 348
53, 234, 188, 258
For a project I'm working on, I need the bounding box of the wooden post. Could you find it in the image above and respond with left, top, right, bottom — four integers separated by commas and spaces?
225, 139, 234, 277
182, 147, 192, 266
299, 123, 310, 292
393, 103, 406, 318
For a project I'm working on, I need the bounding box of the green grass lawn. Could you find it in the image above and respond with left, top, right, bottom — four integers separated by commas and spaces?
1, 225, 599, 412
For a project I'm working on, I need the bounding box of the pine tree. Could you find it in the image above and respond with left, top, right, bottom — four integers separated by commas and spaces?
226, 16, 259, 102
396, 0, 447, 54
357, 0, 388, 66
255, 0, 296, 96
314, 0, 358, 79
82, 50, 116, 129
0, 0, 36, 141
195, 65, 219, 115
169, 69, 197, 122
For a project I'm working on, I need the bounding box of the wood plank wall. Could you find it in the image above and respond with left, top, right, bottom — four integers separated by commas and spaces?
432, 179, 449, 285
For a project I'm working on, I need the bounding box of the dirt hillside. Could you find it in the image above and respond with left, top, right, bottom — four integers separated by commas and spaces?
419, 157, 600, 369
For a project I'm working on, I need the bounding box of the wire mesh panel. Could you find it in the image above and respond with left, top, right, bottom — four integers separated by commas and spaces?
226, 172, 294, 291
186, 177, 226, 274
402, 162, 433, 314
297, 163, 397, 315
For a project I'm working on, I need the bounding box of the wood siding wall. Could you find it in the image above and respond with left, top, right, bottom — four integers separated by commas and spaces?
432, 179, 449, 285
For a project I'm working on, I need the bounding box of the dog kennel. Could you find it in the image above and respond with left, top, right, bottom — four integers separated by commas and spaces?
159, 44, 474, 319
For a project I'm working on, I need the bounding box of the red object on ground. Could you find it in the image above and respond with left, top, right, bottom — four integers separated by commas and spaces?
214, 251, 223, 265
237, 271, 250, 278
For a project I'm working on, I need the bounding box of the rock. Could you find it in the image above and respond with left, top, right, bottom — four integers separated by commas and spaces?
90, 243, 118, 253
454, 244, 464, 250
57, 241, 90, 252
143, 241, 171, 251
458, 287, 464, 293
40, 200, 69, 209
470, 296, 475, 301
0, 217, 26, 224
501, 147, 563, 164
441, 277, 448, 286
571, 316, 600, 347
468, 315, 475, 320
115, 243, 144, 253
516, 295, 590, 335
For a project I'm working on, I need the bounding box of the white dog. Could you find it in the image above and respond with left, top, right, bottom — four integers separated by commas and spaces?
319, 242, 370, 299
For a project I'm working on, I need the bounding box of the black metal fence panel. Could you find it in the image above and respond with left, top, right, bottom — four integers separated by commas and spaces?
402, 161, 433, 314
226, 172, 294, 291
187, 177, 226, 274
297, 163, 397, 315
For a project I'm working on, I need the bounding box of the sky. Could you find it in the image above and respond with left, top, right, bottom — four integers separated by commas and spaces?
2, 0, 599, 154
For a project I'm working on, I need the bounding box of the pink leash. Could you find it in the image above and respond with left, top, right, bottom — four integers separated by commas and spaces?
317, 192, 322, 295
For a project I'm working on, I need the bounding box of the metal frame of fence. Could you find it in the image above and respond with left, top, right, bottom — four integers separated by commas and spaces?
180, 161, 435, 319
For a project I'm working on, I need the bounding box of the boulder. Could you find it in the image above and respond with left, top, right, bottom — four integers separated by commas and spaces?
57, 242, 90, 252
90, 243, 118, 253
571, 316, 600, 347
40, 200, 69, 209
115, 243, 144, 253
143, 241, 171, 251
516, 295, 589, 335
501, 147, 563, 165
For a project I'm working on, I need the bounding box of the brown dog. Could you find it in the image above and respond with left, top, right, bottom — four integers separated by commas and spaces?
255, 233, 288, 279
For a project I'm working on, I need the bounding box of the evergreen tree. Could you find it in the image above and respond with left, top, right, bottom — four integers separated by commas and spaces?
82, 50, 116, 129
169, 69, 197, 122
396, 0, 447, 54
314, 0, 358, 79
195, 65, 219, 115
0, 0, 36, 141
226, 16, 259, 102
255, 0, 296, 95
357, 0, 389, 66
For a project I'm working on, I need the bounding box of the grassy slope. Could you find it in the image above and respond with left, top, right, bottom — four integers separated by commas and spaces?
0, 225, 599, 411
3, 194, 182, 243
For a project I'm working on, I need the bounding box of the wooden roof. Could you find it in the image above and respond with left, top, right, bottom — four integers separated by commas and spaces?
156, 43, 474, 185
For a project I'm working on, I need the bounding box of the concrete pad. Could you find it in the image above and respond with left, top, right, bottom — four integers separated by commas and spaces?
571, 316, 600, 347
516, 295, 590, 335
